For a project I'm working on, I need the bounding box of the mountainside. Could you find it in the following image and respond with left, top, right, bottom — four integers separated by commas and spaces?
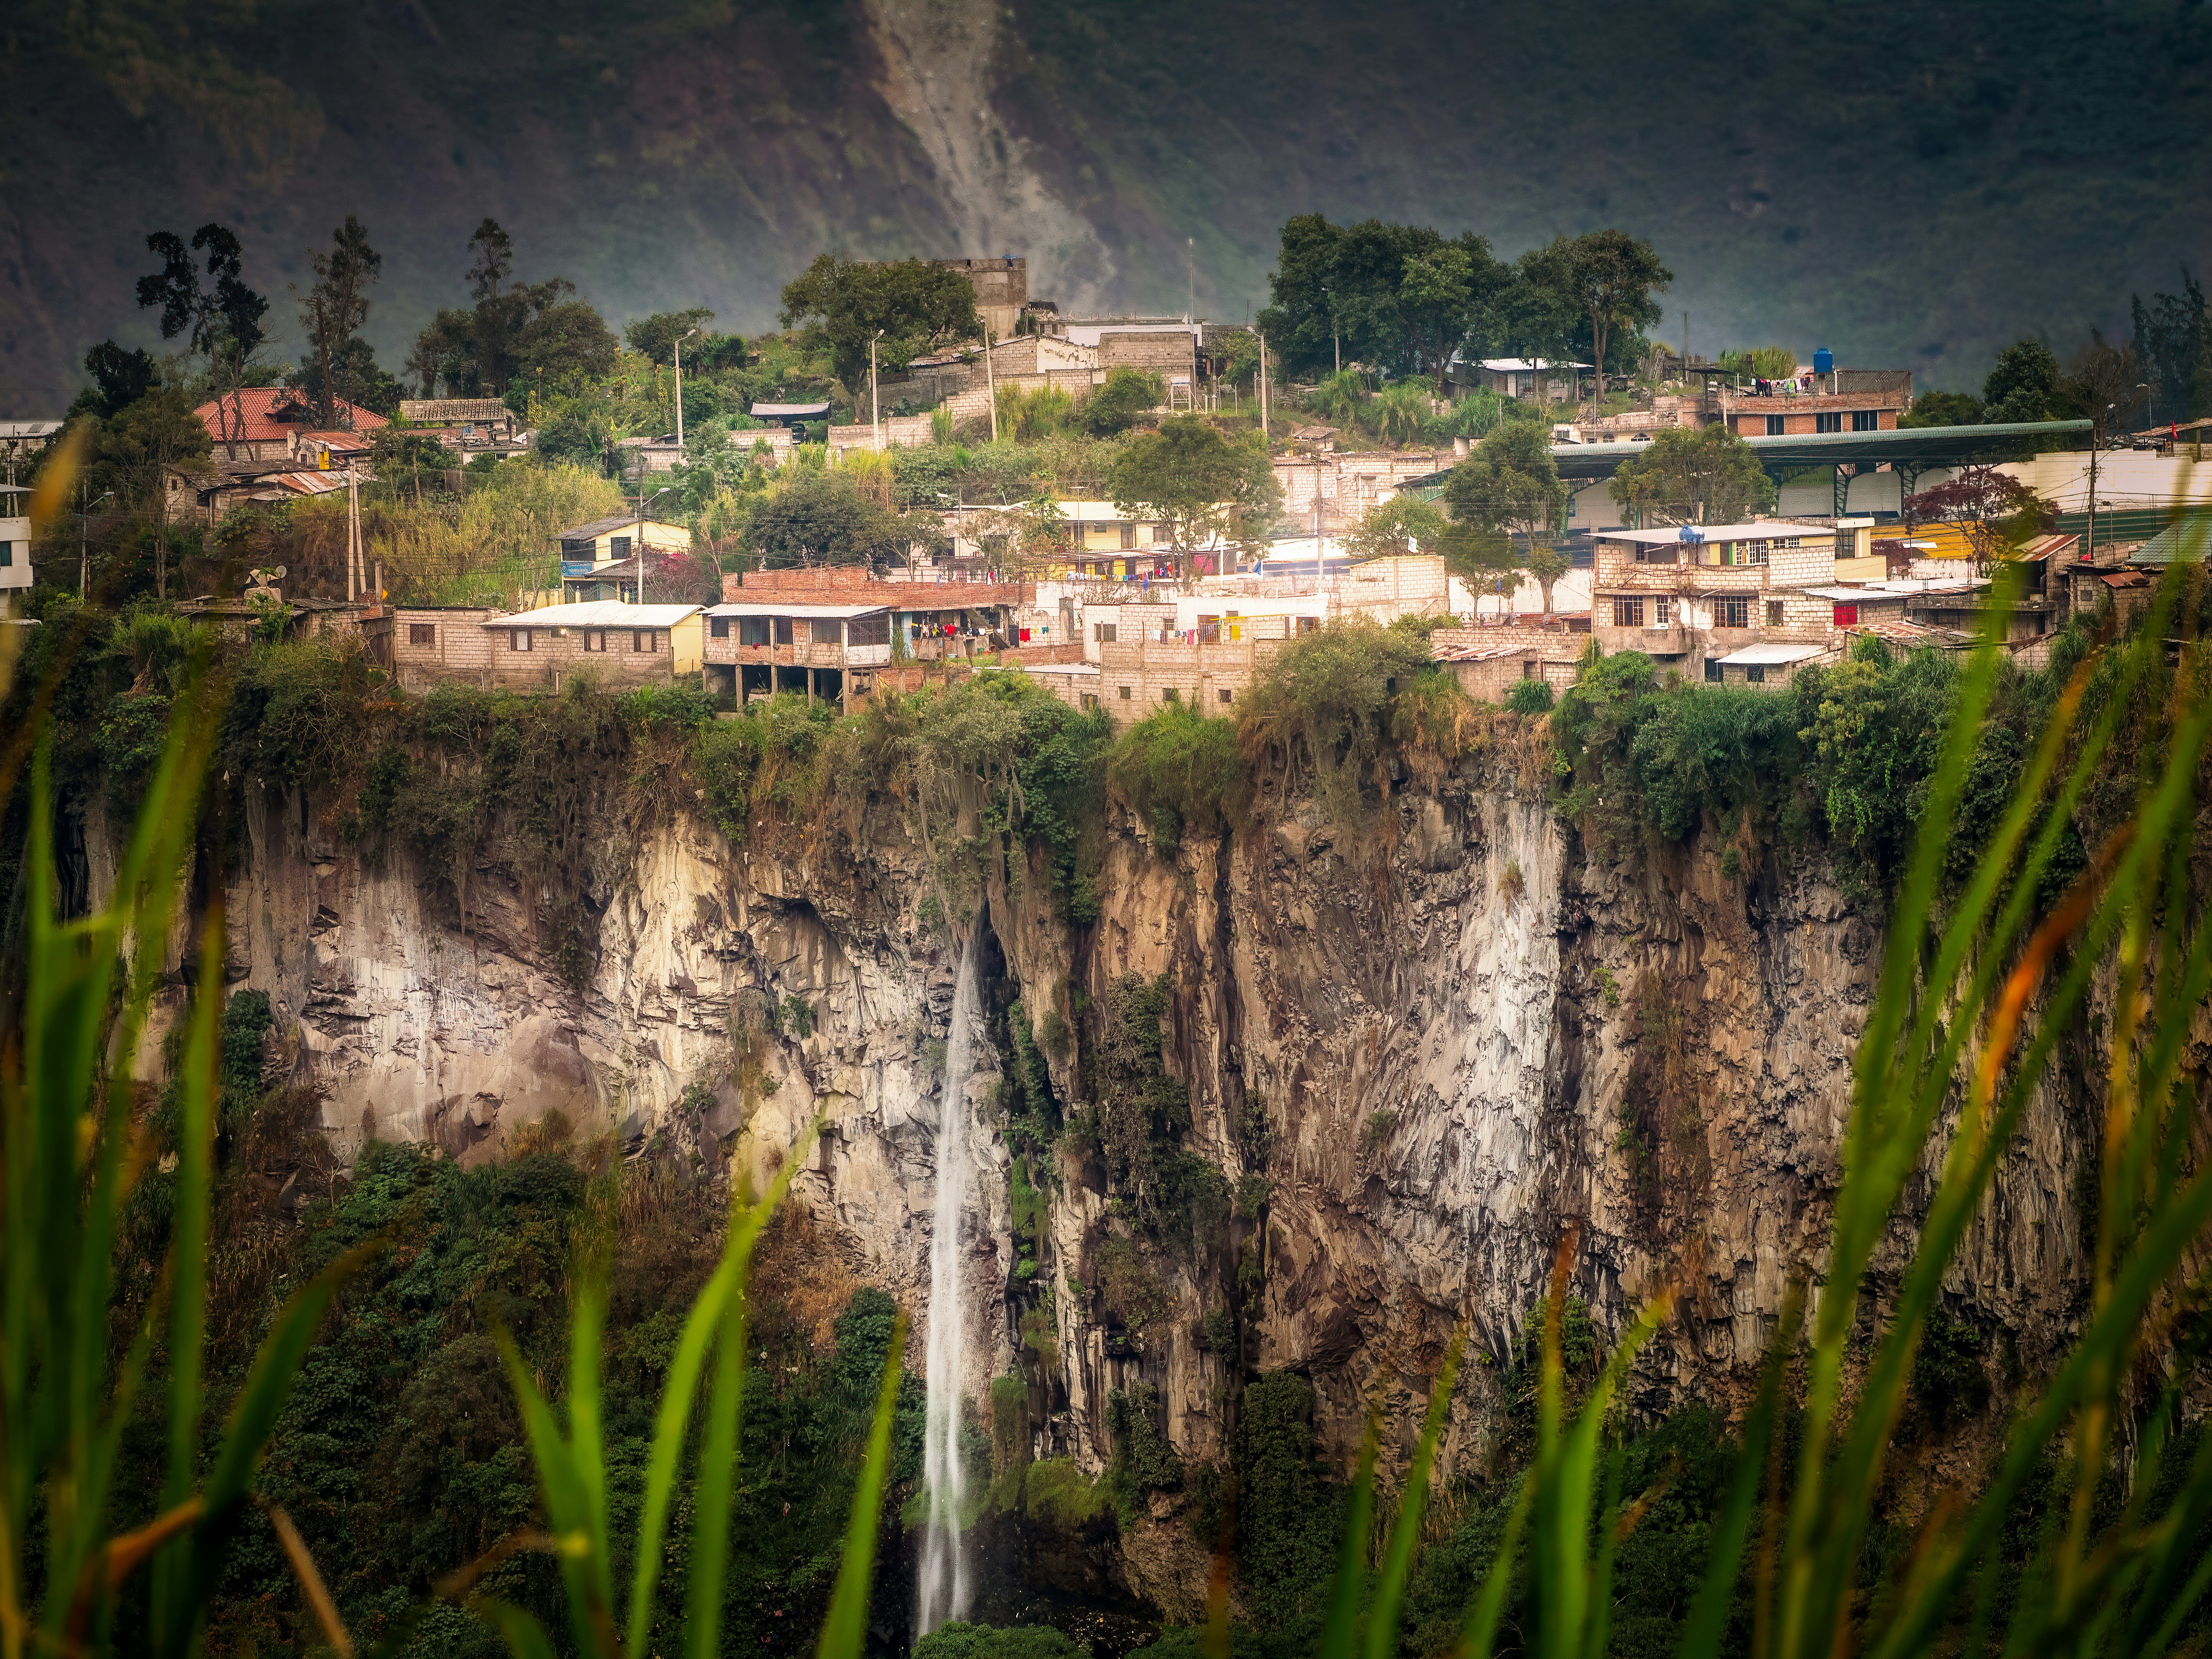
6, 0, 2212, 408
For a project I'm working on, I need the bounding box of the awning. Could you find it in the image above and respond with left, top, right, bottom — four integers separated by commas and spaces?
1713, 643, 1828, 666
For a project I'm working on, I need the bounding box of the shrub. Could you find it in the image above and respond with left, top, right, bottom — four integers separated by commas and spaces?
1236, 616, 1439, 822
1106, 700, 1244, 837
916, 1623, 1091, 1659
1506, 676, 1554, 715
1106, 1380, 1182, 1495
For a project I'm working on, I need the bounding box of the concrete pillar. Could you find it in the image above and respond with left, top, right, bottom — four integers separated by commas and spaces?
806, 668, 815, 704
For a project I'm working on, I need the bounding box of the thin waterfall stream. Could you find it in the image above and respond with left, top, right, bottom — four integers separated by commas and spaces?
917, 925, 983, 1639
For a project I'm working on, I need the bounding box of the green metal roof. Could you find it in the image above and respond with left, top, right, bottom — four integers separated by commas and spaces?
1546, 420, 2093, 481
2126, 513, 2212, 566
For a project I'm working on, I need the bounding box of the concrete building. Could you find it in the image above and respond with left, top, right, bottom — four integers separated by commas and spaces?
0, 482, 29, 592
558, 515, 694, 600
1589, 520, 1839, 678
702, 600, 891, 707
478, 601, 704, 689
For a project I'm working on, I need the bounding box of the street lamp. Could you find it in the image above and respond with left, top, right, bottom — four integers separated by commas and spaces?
674, 325, 703, 448
79, 487, 114, 598
871, 327, 887, 453
634, 485, 671, 605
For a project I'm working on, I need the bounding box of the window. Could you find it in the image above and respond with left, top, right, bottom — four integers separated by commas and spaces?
610, 536, 631, 560
1716, 596, 1751, 628
710, 616, 730, 638
1162, 687, 1179, 702
0, 542, 13, 567
1094, 622, 1118, 644
632, 630, 647, 652
1120, 523, 1136, 550
1766, 415, 1786, 435
1521, 660, 1539, 679
773, 617, 794, 646
1815, 412, 1842, 433
1611, 595, 1645, 628
1653, 596, 1672, 625
1297, 616, 1320, 635
740, 618, 772, 647
581, 630, 601, 652
1118, 685, 1132, 700
1705, 658, 1723, 683
1852, 409, 1879, 432
1833, 602, 1859, 626
1082, 693, 1100, 710
409, 623, 436, 646
1767, 601, 1785, 626
1745, 663, 1767, 684
511, 629, 532, 652
848, 613, 890, 649
1219, 688, 1233, 704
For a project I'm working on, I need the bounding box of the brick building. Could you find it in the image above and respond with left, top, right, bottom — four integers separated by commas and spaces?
193, 386, 388, 461
1589, 520, 1839, 678
477, 601, 705, 690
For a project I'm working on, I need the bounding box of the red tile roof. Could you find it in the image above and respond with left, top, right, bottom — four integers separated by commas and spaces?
193, 387, 389, 445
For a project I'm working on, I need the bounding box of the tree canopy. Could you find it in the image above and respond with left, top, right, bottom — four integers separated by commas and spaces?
1107, 417, 1279, 570
1258, 215, 1507, 383
1608, 424, 1775, 525
778, 255, 982, 396
1981, 339, 2066, 423
624, 308, 718, 367
741, 467, 932, 570
1525, 229, 1671, 400
293, 215, 386, 428
405, 220, 617, 404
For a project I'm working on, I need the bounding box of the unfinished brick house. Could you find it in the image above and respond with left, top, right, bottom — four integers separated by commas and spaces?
476, 601, 705, 690
1589, 520, 1840, 680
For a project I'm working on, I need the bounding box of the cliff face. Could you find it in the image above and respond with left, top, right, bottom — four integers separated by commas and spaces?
178, 749, 2113, 1542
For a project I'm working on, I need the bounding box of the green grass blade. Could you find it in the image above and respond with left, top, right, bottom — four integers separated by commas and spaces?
1673, 1287, 1799, 1659
1455, 1475, 1531, 1659
1582, 1449, 1624, 1659
151, 911, 224, 1648
625, 1129, 812, 1657
1317, 1415, 1380, 1659
814, 1308, 908, 1659
1366, 1329, 1464, 1659
685, 1299, 750, 1659
565, 1268, 615, 1623
495, 1330, 607, 1658
476, 1597, 563, 1659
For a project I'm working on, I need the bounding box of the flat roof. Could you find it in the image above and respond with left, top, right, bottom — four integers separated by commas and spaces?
1599, 521, 1828, 544
487, 601, 701, 628
750, 402, 831, 418
1805, 586, 1911, 602
1715, 643, 1829, 666
1547, 419, 2095, 481
706, 602, 891, 621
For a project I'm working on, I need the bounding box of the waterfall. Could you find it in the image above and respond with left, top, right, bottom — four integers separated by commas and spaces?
917, 925, 982, 1639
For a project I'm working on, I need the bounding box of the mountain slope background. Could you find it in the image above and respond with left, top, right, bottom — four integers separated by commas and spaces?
4, 0, 2210, 405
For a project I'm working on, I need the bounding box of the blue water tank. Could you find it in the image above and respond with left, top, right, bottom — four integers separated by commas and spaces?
1813, 347, 1835, 376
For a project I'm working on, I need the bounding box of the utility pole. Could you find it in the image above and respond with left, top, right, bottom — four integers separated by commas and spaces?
1258, 331, 1269, 440
675, 325, 702, 448
871, 328, 885, 453
79, 485, 112, 598
984, 323, 999, 443
1186, 237, 1194, 324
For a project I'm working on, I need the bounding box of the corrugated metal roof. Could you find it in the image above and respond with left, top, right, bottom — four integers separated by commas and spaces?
485, 601, 701, 628
1599, 521, 1828, 544
2126, 517, 2212, 567
706, 602, 891, 620
1714, 643, 1829, 666
750, 402, 831, 418
1805, 586, 1910, 602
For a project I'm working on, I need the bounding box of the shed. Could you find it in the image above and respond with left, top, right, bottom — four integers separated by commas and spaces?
1707, 641, 1831, 687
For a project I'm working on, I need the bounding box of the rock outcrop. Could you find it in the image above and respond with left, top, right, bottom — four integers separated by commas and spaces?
169, 746, 2123, 1511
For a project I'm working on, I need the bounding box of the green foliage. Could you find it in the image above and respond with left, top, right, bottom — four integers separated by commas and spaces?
1900, 389, 1986, 428
1081, 367, 1166, 435
1093, 1235, 1174, 1351
1505, 677, 1554, 715
1910, 1311, 1992, 1431
1234, 1372, 1344, 1628
778, 253, 982, 395
1719, 344, 1799, 380
1105, 1380, 1183, 1498
1983, 337, 2067, 422
1086, 974, 1191, 1228
1258, 214, 1507, 384
1235, 616, 1445, 824
1608, 423, 1776, 525
1106, 702, 1244, 840
915, 1621, 1092, 1659
1107, 416, 1280, 564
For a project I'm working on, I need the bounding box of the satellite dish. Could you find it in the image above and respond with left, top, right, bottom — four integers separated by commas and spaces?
270, 565, 287, 580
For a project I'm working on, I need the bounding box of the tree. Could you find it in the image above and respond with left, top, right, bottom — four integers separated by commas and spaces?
370, 428, 460, 505
406, 309, 478, 397
1257, 215, 1504, 382
508, 289, 620, 398
2063, 331, 2147, 440
1343, 496, 1446, 561
99, 387, 210, 599
1499, 245, 1589, 400
1901, 467, 2055, 570
1079, 368, 1164, 436
1370, 380, 1434, 445
1539, 230, 1671, 407
1444, 422, 1569, 603
138, 224, 268, 459
294, 215, 384, 428
2129, 266, 2209, 427
1521, 540, 1570, 615
1899, 390, 1984, 429
1107, 417, 1279, 576
778, 255, 983, 396
71, 341, 158, 422
1608, 424, 1775, 526
624, 308, 717, 367
743, 468, 923, 569
1981, 339, 2064, 424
